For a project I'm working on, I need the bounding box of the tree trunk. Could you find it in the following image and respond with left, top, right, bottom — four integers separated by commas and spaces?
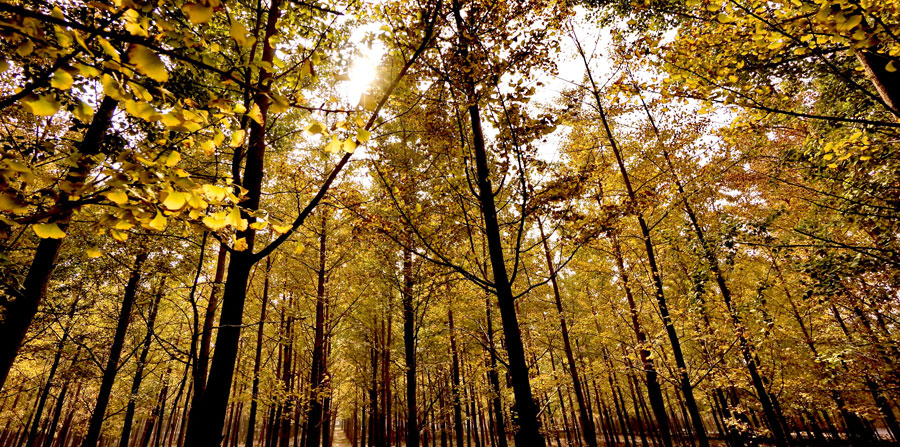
81, 251, 148, 447
0, 95, 118, 391
305, 215, 329, 447
403, 247, 419, 447
576, 40, 710, 447
118, 281, 164, 447
246, 258, 271, 447
538, 218, 598, 447
448, 2, 545, 446
182, 1, 282, 444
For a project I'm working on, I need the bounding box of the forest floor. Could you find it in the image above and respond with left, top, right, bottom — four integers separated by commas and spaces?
332, 427, 353, 447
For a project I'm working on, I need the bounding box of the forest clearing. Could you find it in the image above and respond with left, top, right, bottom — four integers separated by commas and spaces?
0, 0, 898, 446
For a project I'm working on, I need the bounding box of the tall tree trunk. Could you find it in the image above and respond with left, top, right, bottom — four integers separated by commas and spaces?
188, 243, 228, 425
81, 251, 148, 447
305, 215, 329, 447
449, 308, 466, 447
449, 4, 545, 443
118, 280, 164, 447
537, 218, 598, 447
246, 258, 271, 447
575, 38, 710, 447
402, 247, 419, 447
484, 297, 508, 447
25, 302, 76, 447
0, 95, 118, 391
610, 236, 674, 447
183, 1, 282, 444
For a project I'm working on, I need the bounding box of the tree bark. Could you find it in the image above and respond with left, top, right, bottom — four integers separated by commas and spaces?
537, 218, 598, 447
0, 95, 118, 391
182, 1, 283, 444
118, 280, 164, 447
81, 251, 148, 447
246, 258, 271, 447
402, 247, 419, 447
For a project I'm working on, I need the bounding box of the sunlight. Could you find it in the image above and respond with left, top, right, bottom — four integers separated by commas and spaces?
342, 27, 386, 106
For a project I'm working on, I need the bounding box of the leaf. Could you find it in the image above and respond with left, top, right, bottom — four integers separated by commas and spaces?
104, 190, 129, 205
356, 128, 371, 143
231, 129, 246, 147
226, 206, 248, 231
183, 3, 214, 24
0, 194, 27, 214
86, 248, 102, 258
16, 40, 34, 57
233, 237, 248, 251
33, 223, 66, 239
272, 223, 292, 234
162, 191, 187, 211
51, 69, 74, 90
128, 45, 169, 83
305, 121, 325, 135
324, 136, 341, 154
887, 61, 897, 73
201, 140, 216, 156
202, 184, 227, 203
22, 95, 61, 116
98, 37, 120, 61
74, 100, 94, 122
110, 229, 128, 242
148, 210, 167, 231
164, 150, 182, 167
248, 103, 264, 125
250, 219, 268, 230
342, 138, 357, 153
230, 19, 256, 47
202, 211, 227, 231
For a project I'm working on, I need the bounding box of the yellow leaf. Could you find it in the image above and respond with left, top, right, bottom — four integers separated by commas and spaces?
201, 140, 216, 156
86, 248, 102, 258
98, 37, 120, 61
324, 136, 341, 154
342, 138, 356, 153
51, 69, 74, 90
183, 3, 214, 24
250, 219, 268, 230
202, 211, 227, 231
0, 194, 27, 214
162, 191, 187, 211
272, 223, 292, 234
110, 229, 129, 242
233, 236, 248, 251
230, 19, 256, 47
104, 190, 129, 205
232, 103, 247, 114
887, 61, 897, 73
16, 40, 34, 57
201, 184, 227, 203
164, 150, 182, 167
356, 128, 371, 143
74, 100, 94, 122
226, 206, 248, 231
148, 210, 167, 231
129, 45, 168, 83
248, 103, 263, 125
21, 95, 61, 116
230, 129, 246, 147
33, 223, 66, 239
305, 121, 325, 135
294, 243, 305, 254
